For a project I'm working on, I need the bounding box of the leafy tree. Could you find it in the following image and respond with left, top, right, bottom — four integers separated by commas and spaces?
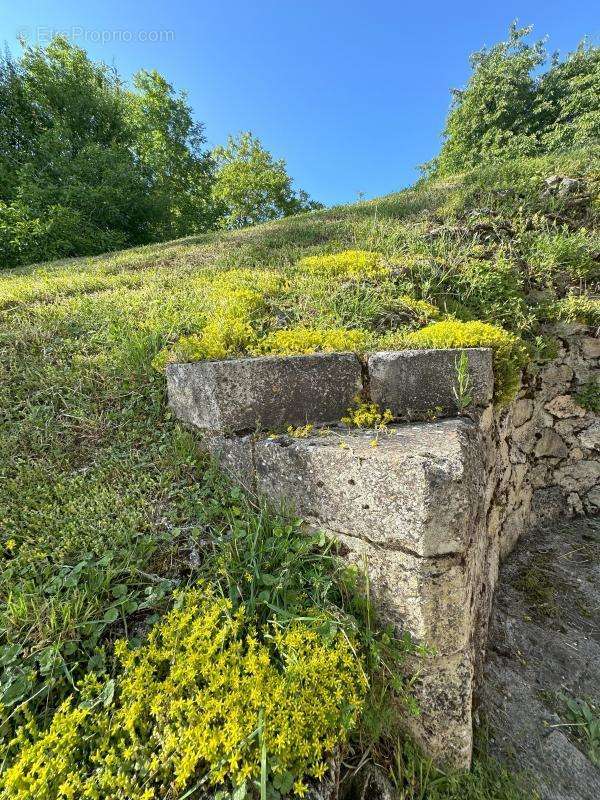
127, 70, 221, 239
0, 38, 156, 267
212, 132, 321, 229
433, 24, 544, 176
537, 41, 600, 151
431, 25, 600, 177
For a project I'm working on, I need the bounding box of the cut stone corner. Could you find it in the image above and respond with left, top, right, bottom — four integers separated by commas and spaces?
163, 329, 600, 770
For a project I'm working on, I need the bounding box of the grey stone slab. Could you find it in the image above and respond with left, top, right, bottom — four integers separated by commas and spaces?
199, 432, 255, 493
254, 418, 485, 558
167, 352, 362, 432
482, 517, 600, 800
368, 348, 494, 417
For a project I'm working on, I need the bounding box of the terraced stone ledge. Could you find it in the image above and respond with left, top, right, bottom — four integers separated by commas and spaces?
165, 336, 600, 769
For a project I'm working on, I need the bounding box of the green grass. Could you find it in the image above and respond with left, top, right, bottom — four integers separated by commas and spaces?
387, 739, 538, 800
1, 148, 598, 797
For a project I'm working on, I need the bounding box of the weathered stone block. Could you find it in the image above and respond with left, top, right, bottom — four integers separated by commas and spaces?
403, 651, 475, 769
581, 337, 600, 360
511, 398, 534, 428
254, 419, 484, 558
167, 353, 362, 432
554, 460, 600, 493
544, 394, 586, 419
368, 348, 493, 417
535, 429, 568, 459
331, 531, 475, 656
580, 421, 600, 451
199, 432, 255, 492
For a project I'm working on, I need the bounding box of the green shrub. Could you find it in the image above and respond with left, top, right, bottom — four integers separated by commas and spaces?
390, 319, 529, 404
1, 589, 366, 800
548, 294, 600, 327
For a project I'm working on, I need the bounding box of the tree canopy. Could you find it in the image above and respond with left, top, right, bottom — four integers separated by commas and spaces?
431, 24, 600, 176
0, 39, 319, 268
211, 132, 322, 229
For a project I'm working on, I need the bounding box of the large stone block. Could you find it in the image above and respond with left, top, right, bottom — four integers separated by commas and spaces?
368, 348, 493, 417
254, 419, 484, 558
331, 531, 478, 657
166, 353, 362, 432
403, 650, 475, 769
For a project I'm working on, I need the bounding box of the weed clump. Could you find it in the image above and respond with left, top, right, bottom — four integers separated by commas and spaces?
548, 294, 600, 328
342, 398, 394, 429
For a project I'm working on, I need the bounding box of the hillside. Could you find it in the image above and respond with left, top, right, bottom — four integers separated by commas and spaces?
1, 148, 599, 799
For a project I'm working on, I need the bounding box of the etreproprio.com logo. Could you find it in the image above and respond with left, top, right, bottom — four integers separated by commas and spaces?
16, 26, 176, 45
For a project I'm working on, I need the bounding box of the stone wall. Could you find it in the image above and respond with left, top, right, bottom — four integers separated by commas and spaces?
165, 331, 599, 769
490, 324, 600, 560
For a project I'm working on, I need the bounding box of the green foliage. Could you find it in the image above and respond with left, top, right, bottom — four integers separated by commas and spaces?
1, 589, 367, 799
0, 37, 157, 267
432, 24, 600, 176
519, 227, 599, 292
400, 319, 529, 404
0, 40, 317, 268
575, 379, 600, 413
548, 294, 600, 327
389, 739, 535, 800
558, 694, 600, 767
127, 69, 221, 239
212, 132, 321, 229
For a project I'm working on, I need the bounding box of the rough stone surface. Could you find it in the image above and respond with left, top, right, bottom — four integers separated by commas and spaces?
167, 353, 362, 432
544, 394, 586, 419
493, 326, 600, 555
511, 398, 534, 428
368, 348, 494, 417
200, 431, 255, 493
480, 517, 600, 800
535, 429, 568, 459
580, 422, 600, 451
174, 325, 599, 771
254, 420, 482, 558
581, 336, 600, 359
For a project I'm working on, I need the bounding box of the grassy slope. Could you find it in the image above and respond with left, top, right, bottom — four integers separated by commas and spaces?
1, 148, 598, 796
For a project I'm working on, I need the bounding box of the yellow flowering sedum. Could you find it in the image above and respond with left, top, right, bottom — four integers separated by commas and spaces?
342, 397, 394, 429
2, 589, 366, 800
297, 250, 386, 279
254, 327, 370, 356
152, 269, 283, 369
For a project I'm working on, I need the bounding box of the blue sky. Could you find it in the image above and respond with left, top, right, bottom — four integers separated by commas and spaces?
2, 1, 598, 206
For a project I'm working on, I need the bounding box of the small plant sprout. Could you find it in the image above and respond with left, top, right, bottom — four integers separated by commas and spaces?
453, 351, 473, 413
286, 423, 314, 438
341, 397, 394, 430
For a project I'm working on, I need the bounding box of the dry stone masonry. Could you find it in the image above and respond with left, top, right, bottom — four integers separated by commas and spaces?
166, 329, 599, 770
